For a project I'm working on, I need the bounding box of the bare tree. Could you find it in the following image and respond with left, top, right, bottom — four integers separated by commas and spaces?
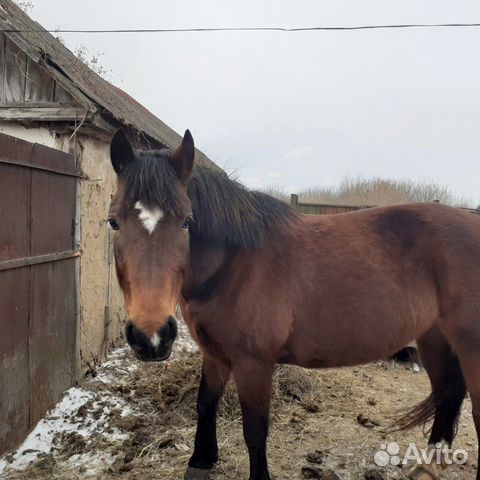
263, 177, 470, 207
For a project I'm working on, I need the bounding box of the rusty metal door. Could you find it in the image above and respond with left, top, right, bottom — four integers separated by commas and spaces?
0, 133, 79, 454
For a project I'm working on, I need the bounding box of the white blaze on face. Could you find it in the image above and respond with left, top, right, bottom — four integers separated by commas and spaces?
135, 201, 164, 234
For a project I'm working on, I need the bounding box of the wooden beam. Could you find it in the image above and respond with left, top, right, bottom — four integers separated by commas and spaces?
0, 106, 92, 122
0, 102, 80, 108
0, 250, 81, 272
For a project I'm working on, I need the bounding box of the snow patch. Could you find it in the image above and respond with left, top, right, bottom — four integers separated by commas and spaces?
0, 388, 93, 474
95, 346, 138, 383
0, 322, 198, 476
0, 385, 130, 476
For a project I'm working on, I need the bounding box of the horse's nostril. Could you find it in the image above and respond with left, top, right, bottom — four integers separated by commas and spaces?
125, 321, 150, 350
166, 316, 178, 341
125, 321, 136, 345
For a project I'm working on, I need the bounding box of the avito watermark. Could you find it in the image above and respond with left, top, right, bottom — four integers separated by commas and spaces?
374, 442, 468, 467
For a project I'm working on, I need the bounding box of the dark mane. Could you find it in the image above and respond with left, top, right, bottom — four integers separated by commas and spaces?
188, 167, 297, 248
121, 151, 297, 249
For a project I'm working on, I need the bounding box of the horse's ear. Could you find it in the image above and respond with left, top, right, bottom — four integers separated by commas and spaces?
111, 129, 135, 174
170, 130, 194, 181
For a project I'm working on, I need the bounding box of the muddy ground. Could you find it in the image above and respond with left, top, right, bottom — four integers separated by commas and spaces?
1, 327, 478, 480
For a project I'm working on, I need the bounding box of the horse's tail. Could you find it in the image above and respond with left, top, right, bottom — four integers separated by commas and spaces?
391, 355, 467, 436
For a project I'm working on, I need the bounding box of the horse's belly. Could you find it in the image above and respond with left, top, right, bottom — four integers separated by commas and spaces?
279, 309, 435, 368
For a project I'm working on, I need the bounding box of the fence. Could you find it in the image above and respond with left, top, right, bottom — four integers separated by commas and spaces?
289, 194, 480, 217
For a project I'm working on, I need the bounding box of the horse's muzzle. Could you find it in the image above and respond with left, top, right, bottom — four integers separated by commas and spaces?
125, 316, 178, 362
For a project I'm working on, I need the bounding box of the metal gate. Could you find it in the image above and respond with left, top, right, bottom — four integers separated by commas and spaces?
0, 133, 79, 454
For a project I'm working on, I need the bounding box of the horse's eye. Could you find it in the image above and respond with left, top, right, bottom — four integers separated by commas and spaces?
108, 218, 119, 230
181, 216, 193, 230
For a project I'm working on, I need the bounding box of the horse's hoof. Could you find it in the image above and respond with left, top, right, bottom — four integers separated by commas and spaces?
408, 465, 437, 480
184, 466, 212, 480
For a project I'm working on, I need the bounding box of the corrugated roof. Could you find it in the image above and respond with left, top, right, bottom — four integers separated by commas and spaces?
0, 0, 217, 168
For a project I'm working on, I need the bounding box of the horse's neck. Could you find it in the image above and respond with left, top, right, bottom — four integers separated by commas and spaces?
182, 240, 234, 301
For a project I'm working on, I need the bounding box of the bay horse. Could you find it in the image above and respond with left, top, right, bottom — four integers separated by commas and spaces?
109, 129, 480, 480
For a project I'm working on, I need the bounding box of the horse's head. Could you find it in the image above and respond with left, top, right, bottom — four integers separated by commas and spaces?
109, 129, 194, 361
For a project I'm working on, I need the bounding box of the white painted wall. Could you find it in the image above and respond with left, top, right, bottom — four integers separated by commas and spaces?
0, 124, 64, 150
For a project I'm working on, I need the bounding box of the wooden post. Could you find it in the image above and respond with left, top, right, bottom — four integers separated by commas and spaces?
290, 193, 299, 210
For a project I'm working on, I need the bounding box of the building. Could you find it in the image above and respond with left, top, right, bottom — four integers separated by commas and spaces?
0, 0, 217, 453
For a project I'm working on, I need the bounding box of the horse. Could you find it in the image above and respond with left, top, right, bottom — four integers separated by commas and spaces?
393, 341, 421, 372
108, 129, 480, 480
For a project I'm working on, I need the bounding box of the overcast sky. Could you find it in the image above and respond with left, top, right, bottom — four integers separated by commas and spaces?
27, 1, 480, 203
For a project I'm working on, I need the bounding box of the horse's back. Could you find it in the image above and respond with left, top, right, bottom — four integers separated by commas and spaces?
303, 202, 480, 277
276, 203, 480, 367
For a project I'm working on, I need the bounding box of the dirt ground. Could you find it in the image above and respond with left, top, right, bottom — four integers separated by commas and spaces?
1, 327, 478, 480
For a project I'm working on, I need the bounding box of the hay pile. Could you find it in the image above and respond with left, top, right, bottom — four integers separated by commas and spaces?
2, 342, 477, 480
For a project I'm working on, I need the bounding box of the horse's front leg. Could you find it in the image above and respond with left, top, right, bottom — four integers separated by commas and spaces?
234, 360, 275, 480
185, 355, 230, 480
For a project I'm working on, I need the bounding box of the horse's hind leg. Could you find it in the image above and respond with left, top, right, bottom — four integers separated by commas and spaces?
419, 329, 466, 446
185, 355, 230, 480
443, 300, 480, 480
407, 327, 466, 480
456, 348, 480, 480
